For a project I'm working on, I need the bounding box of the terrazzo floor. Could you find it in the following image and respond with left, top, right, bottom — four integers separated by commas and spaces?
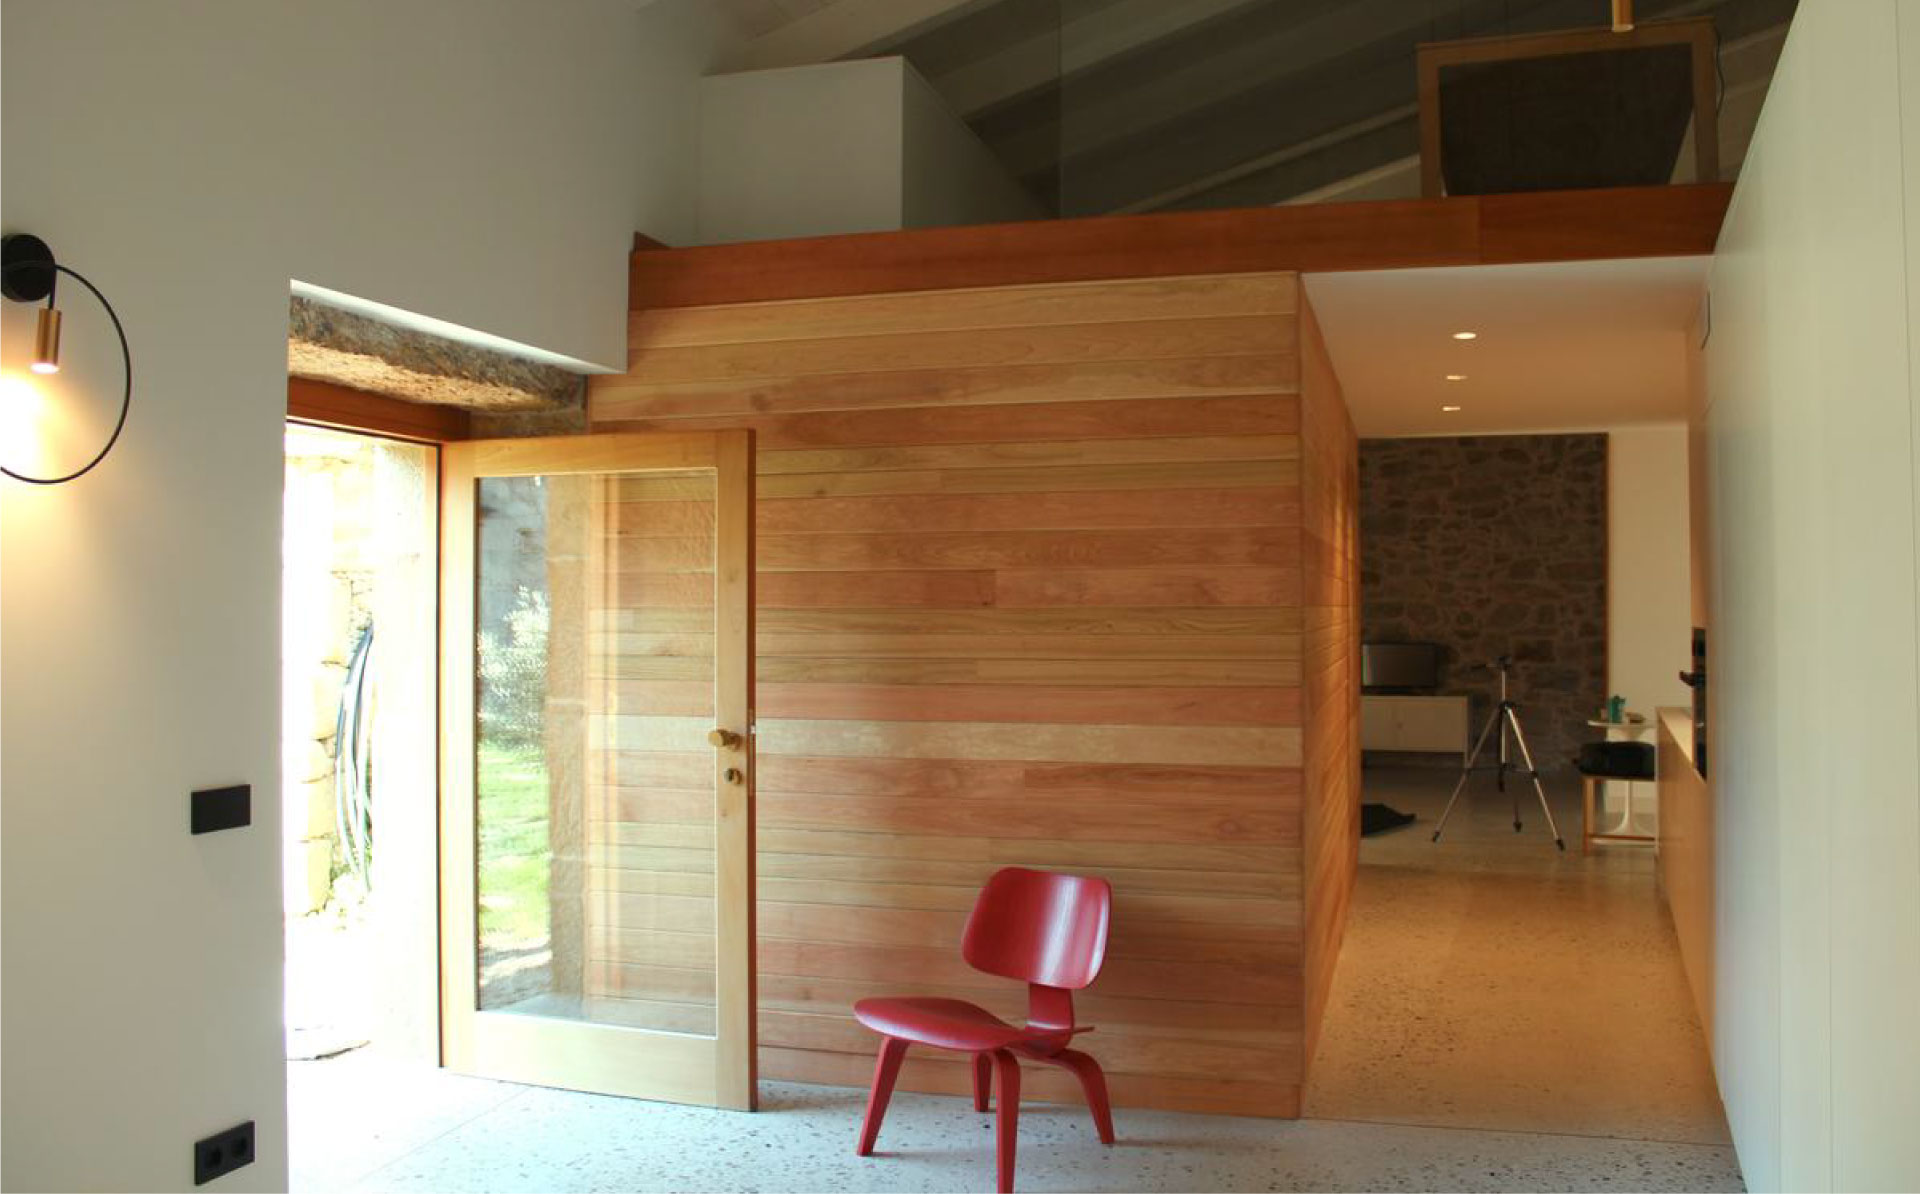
1305, 767, 1732, 1148
288, 766, 1741, 1193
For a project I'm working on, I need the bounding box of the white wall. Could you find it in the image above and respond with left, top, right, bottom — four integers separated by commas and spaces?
1702, 1, 1920, 1189
1606, 425, 1695, 809
901, 63, 1046, 230
698, 59, 909, 244
0, 2, 730, 1188
698, 57, 1041, 245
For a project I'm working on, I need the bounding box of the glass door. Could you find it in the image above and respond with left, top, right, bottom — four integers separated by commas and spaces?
439, 430, 755, 1109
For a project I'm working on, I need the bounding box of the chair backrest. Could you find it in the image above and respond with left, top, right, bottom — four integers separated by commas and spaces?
961, 867, 1112, 990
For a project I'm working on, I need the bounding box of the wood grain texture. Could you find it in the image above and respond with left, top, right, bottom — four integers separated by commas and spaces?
1296, 295, 1362, 1074
594, 357, 1299, 424
288, 377, 470, 442
621, 186, 1730, 309
441, 432, 755, 1109
594, 267, 1359, 1119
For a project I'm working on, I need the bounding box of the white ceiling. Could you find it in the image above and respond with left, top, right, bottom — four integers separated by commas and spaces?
1303, 256, 1709, 440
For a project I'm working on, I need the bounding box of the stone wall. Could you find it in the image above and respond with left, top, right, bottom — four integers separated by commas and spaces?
1359, 434, 1608, 770
282, 429, 440, 917
282, 432, 379, 914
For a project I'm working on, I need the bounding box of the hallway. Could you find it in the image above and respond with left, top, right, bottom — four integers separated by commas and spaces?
1305, 766, 1734, 1163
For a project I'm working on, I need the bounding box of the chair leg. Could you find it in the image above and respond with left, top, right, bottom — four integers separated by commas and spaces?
972, 1051, 992, 1112
1050, 1048, 1115, 1144
1582, 776, 1595, 855
856, 1036, 909, 1156
993, 1049, 1022, 1194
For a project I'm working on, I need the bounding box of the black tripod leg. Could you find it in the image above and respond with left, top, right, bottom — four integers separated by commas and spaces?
1433, 706, 1501, 843
1499, 705, 1520, 830
1505, 709, 1565, 850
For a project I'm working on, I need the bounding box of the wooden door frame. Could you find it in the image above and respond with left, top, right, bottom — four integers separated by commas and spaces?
437, 428, 758, 1110
288, 378, 474, 444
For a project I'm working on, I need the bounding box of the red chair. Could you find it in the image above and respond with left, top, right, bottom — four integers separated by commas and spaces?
852, 866, 1115, 1193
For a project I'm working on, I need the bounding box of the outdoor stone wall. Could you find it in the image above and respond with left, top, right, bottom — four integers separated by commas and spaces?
1359, 434, 1608, 770
282, 431, 379, 914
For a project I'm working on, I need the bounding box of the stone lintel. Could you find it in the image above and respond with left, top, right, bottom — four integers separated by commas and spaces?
289, 296, 583, 412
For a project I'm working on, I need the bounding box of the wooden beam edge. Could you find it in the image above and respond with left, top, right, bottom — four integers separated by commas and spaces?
628, 185, 1729, 310
288, 377, 472, 442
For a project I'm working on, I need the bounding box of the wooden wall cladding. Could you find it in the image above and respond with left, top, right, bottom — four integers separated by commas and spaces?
1297, 296, 1362, 1069
589, 270, 1358, 1117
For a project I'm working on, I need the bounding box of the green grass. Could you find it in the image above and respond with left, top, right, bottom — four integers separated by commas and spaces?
476, 742, 551, 949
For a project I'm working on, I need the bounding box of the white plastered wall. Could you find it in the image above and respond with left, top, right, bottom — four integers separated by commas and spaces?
697, 57, 1041, 245
0, 1, 732, 1188
1702, 1, 1920, 1188
1606, 424, 1695, 811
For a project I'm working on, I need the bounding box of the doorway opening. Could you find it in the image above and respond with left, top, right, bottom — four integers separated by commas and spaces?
1298, 262, 1727, 1160
280, 423, 440, 1067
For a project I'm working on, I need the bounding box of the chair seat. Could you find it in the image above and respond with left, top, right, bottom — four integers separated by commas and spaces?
854, 996, 1030, 1053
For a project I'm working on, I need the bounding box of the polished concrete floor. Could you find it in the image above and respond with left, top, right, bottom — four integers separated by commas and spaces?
289, 766, 1739, 1193
1306, 766, 1731, 1149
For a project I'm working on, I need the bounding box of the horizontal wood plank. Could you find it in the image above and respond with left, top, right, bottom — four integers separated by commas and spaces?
628, 273, 1299, 347
594, 355, 1299, 423
757, 435, 1301, 476
619, 316, 1297, 382
582, 266, 1357, 1118
598, 395, 1299, 450
625, 186, 1727, 307
755, 682, 1299, 726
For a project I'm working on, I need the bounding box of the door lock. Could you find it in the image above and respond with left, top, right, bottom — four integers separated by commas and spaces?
722, 767, 745, 785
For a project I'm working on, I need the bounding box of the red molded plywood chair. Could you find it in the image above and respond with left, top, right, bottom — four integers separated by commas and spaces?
852, 866, 1115, 1193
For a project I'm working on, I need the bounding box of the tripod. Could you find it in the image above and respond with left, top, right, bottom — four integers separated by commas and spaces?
1431, 656, 1565, 850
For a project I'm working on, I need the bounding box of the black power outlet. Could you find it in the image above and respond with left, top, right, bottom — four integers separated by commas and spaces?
194, 1121, 254, 1186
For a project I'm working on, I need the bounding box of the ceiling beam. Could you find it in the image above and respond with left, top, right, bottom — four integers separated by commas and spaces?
717, 0, 996, 73
982, 0, 1488, 187
1112, 104, 1419, 214
930, 0, 1271, 118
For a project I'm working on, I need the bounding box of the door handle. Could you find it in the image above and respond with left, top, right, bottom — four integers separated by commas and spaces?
709, 728, 742, 749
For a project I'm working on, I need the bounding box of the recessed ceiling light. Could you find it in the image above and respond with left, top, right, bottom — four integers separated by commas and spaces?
1442, 404, 1462, 412
1452, 331, 1478, 341
1444, 374, 1467, 381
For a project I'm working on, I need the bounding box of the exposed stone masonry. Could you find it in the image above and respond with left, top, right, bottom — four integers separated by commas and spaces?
289, 296, 585, 412
1359, 434, 1607, 770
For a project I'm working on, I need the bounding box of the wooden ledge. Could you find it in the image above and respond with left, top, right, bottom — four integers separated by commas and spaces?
628, 184, 1731, 310
288, 377, 471, 443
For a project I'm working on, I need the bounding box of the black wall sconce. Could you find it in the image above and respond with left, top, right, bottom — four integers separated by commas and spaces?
2, 232, 132, 485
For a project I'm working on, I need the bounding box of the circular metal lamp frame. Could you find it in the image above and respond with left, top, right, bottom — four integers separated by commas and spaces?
2, 233, 133, 485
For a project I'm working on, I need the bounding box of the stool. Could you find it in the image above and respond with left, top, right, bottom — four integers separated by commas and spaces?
1575, 740, 1656, 854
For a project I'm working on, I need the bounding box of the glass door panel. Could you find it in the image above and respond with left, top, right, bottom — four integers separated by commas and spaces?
442, 432, 754, 1109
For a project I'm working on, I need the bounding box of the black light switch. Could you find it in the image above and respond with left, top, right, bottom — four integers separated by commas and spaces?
190, 785, 251, 835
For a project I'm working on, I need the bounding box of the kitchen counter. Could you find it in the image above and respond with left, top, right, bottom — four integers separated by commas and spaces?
1656, 705, 1712, 1043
